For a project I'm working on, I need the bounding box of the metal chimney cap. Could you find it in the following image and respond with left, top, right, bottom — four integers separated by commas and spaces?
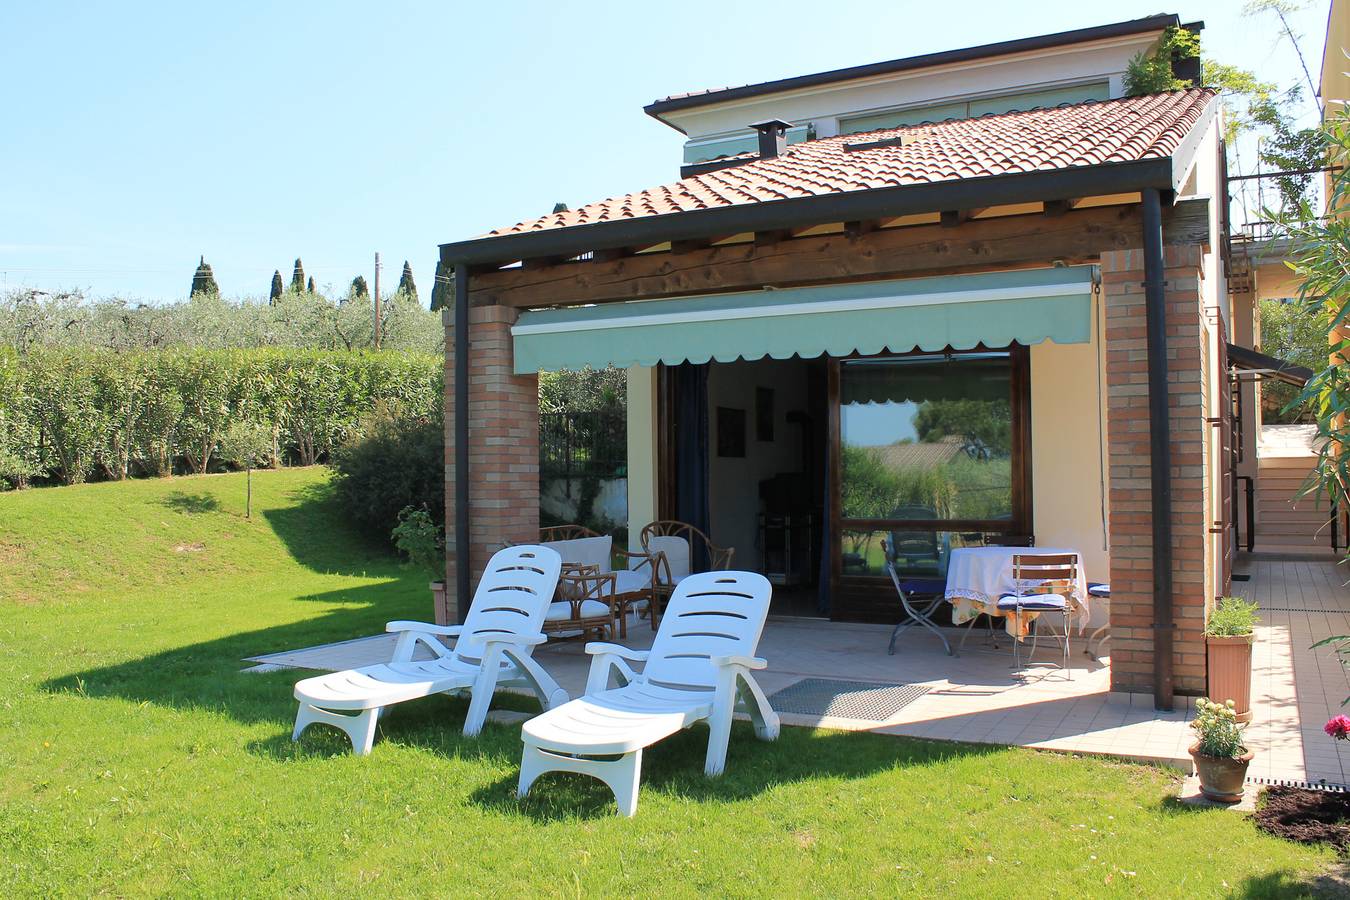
748, 119, 793, 134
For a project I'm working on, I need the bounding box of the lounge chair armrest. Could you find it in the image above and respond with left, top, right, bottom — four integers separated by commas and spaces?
584, 643, 646, 694
385, 621, 463, 636
584, 642, 650, 661
710, 655, 768, 670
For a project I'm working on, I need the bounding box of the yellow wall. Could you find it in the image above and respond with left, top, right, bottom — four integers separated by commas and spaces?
1030, 314, 1111, 609
1323, 0, 1350, 110
625, 365, 659, 553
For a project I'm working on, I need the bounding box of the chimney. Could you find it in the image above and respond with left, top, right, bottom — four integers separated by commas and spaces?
749, 119, 792, 160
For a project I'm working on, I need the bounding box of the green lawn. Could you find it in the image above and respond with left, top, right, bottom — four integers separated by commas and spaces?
0, 468, 1339, 896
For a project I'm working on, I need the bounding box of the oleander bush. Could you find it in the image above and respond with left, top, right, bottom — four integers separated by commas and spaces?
0, 347, 440, 488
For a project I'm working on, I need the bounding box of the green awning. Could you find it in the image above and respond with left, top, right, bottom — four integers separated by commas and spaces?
511, 265, 1095, 374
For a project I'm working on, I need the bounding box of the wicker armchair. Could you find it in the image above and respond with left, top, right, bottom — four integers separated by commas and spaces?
537, 525, 659, 638
638, 521, 734, 628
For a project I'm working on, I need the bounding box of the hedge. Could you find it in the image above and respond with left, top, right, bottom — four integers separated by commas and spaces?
0, 348, 441, 487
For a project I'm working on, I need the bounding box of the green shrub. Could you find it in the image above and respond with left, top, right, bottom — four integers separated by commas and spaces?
391, 505, 444, 576
1206, 597, 1260, 637
330, 404, 444, 544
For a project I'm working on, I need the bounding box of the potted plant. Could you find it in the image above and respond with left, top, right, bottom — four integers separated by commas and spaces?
1189, 697, 1253, 803
1205, 596, 1259, 723
391, 505, 451, 624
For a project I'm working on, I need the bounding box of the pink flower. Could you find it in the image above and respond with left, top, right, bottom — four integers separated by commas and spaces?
1326, 715, 1350, 740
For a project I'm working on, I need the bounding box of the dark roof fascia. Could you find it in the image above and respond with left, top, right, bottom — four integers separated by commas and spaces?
1227, 343, 1315, 386
643, 14, 1180, 130
441, 156, 1174, 268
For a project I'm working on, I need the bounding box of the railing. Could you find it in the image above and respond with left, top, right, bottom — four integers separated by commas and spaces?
539, 411, 627, 483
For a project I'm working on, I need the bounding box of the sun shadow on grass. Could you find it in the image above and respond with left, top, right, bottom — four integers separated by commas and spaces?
471, 723, 1006, 822
1236, 865, 1350, 898
44, 578, 426, 722
160, 491, 222, 514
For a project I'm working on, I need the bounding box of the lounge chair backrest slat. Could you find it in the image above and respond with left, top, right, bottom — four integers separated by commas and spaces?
644, 571, 771, 689
455, 545, 561, 661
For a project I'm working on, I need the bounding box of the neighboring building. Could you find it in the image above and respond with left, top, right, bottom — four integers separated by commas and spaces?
437, 15, 1242, 704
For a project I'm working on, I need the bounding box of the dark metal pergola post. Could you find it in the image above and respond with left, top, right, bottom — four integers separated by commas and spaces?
1142, 187, 1174, 711
454, 262, 470, 624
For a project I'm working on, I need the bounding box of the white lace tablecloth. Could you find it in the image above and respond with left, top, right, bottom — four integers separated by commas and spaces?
944, 547, 1089, 638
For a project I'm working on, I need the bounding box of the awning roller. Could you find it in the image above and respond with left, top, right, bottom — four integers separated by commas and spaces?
511, 265, 1096, 373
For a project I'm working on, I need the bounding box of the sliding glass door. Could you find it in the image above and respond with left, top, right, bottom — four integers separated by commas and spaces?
832, 348, 1031, 586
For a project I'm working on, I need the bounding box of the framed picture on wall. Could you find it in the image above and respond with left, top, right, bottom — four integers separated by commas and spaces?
716, 406, 746, 458
755, 387, 774, 441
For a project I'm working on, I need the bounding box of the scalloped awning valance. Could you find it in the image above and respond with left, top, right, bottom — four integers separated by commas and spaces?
510, 265, 1095, 374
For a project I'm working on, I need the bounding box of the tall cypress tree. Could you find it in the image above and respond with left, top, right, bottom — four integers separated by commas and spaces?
397, 260, 418, 304
349, 275, 369, 300
430, 259, 451, 312
290, 258, 306, 293
190, 255, 219, 297
269, 270, 284, 304
306, 275, 316, 295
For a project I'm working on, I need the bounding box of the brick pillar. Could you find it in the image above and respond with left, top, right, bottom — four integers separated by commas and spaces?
441, 303, 539, 623
1102, 244, 1210, 697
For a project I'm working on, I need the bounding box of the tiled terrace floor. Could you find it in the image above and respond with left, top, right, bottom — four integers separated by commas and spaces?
1235, 556, 1350, 786
251, 558, 1350, 780
252, 608, 1197, 769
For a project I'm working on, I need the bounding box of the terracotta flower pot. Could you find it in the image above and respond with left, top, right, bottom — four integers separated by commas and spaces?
1206, 633, 1254, 723
1189, 743, 1254, 803
431, 580, 453, 625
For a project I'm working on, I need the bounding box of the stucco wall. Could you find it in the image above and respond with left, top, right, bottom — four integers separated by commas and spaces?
625, 365, 659, 553
1030, 322, 1111, 625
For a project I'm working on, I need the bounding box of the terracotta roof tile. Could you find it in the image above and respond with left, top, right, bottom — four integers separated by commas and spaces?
487, 89, 1215, 237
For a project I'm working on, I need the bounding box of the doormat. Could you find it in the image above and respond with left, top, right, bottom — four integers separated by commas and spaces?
768, 678, 930, 721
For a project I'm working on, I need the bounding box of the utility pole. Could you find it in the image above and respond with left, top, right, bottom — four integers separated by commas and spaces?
373, 252, 382, 349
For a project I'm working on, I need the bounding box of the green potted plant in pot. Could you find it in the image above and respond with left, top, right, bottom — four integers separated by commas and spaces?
1189, 697, 1253, 802
391, 505, 451, 624
1205, 597, 1259, 723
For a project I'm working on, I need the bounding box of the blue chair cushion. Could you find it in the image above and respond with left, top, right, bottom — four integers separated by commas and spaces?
1087, 582, 1110, 597
898, 577, 947, 595
997, 593, 1068, 612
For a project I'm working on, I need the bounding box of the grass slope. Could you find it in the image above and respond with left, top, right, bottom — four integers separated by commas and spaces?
0, 468, 1337, 896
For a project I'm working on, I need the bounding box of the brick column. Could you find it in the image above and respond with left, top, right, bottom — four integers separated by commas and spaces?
441, 303, 539, 623
1102, 244, 1210, 697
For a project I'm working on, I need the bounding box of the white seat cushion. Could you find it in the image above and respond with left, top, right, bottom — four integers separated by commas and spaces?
611, 570, 651, 595
545, 599, 611, 621
646, 535, 691, 581
543, 535, 613, 574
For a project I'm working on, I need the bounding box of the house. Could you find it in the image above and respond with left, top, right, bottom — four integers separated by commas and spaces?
437, 14, 1239, 707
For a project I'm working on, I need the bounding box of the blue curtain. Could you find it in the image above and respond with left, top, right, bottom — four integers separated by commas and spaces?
672, 362, 711, 573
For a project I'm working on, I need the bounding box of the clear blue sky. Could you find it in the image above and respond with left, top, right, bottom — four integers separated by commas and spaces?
0, 1, 1331, 302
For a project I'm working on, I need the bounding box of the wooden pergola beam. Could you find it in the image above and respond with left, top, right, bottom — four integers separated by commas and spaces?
469, 198, 1209, 309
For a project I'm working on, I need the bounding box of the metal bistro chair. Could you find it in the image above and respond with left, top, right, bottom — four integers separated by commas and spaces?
882, 539, 952, 656
996, 553, 1085, 678
1085, 582, 1111, 661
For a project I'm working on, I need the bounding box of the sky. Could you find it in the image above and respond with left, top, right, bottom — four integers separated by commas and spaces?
0, 1, 1334, 303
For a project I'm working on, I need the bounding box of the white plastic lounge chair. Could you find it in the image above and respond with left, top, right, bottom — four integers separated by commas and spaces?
292, 545, 567, 755
517, 570, 779, 816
